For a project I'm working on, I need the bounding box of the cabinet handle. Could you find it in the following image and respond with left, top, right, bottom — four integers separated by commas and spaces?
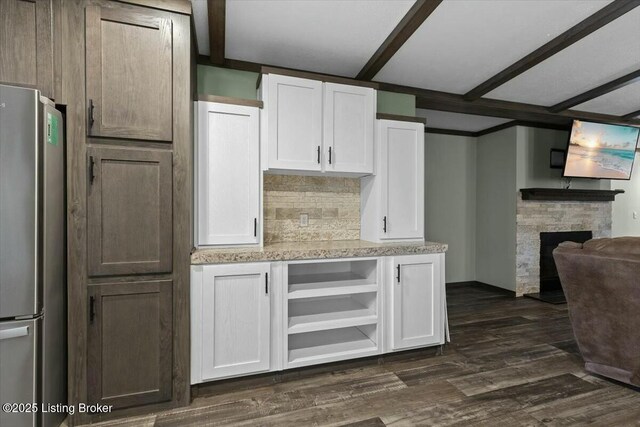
89, 156, 96, 185
88, 99, 95, 130
328, 147, 332, 164
254, 218, 257, 237
317, 146, 321, 164
265, 272, 269, 294
383, 216, 387, 233
89, 296, 96, 324
396, 264, 401, 283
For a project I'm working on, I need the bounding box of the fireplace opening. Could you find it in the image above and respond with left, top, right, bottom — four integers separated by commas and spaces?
527, 230, 593, 304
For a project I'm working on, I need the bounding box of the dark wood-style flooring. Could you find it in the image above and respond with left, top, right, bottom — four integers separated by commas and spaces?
90, 283, 640, 426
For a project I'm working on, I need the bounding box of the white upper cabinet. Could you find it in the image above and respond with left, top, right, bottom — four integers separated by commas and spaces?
262, 74, 374, 175
266, 74, 323, 171
388, 254, 443, 351
361, 119, 425, 243
323, 83, 374, 174
379, 120, 424, 240
196, 101, 260, 246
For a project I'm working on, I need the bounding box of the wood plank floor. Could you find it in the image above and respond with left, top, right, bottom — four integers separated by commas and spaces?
88, 283, 640, 426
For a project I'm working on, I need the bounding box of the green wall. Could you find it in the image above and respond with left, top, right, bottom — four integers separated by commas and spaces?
425, 133, 477, 283
612, 151, 640, 237
515, 126, 610, 190
197, 65, 259, 100
475, 127, 519, 292
197, 65, 416, 115
376, 91, 415, 116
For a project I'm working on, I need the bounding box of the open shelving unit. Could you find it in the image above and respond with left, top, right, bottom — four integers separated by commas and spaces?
286, 259, 381, 368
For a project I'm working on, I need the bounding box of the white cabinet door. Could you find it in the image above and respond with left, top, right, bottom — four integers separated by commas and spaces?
379, 120, 424, 240
323, 83, 374, 174
191, 263, 271, 382
389, 254, 442, 350
267, 74, 323, 171
197, 102, 260, 246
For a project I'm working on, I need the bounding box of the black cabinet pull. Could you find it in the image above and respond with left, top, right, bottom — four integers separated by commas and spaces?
317, 146, 320, 164
89, 296, 96, 323
265, 272, 269, 294
396, 264, 401, 283
328, 147, 332, 164
383, 216, 387, 233
89, 156, 96, 185
88, 99, 95, 130
254, 218, 257, 237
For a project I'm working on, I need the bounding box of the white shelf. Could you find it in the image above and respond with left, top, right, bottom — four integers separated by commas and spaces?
288, 297, 377, 335
288, 327, 378, 367
288, 271, 365, 285
288, 273, 377, 299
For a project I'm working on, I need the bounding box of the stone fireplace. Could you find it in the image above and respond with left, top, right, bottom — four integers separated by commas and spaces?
516, 193, 612, 297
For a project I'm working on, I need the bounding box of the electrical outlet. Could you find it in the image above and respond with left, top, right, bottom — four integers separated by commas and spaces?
633, 211, 638, 220
300, 213, 309, 227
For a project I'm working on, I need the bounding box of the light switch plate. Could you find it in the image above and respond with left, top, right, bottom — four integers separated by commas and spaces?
300, 213, 309, 227
634, 211, 638, 220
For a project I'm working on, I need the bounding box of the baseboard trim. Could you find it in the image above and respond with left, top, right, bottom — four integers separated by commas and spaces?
446, 281, 517, 297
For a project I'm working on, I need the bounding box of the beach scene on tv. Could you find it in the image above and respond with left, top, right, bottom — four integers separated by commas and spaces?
564, 120, 639, 179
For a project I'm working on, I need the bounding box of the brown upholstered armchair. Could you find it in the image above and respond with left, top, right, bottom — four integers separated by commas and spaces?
554, 237, 640, 387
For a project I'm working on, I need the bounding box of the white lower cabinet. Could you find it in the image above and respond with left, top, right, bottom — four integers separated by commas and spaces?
191, 254, 446, 384
191, 263, 271, 383
386, 254, 444, 351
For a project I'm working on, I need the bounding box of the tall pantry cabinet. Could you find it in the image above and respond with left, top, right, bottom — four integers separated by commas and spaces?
59, 0, 192, 424
0, 0, 55, 98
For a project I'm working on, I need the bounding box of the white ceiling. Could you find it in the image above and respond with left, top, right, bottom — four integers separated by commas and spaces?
192, 0, 640, 128
222, 0, 413, 76
374, 0, 611, 94
573, 81, 640, 116
416, 109, 511, 133
487, 6, 640, 106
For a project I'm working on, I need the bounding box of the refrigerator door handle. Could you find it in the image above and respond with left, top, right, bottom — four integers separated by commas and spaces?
0, 326, 29, 341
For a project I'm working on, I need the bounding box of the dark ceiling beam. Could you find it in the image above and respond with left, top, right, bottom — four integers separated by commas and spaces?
356, 0, 443, 80
549, 69, 640, 112
394, 82, 640, 126
196, 55, 640, 127
463, 0, 640, 101
473, 120, 572, 137
426, 127, 476, 137
621, 108, 640, 121
426, 120, 573, 138
207, 0, 226, 65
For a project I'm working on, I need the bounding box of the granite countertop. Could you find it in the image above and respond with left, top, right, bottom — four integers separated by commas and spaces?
191, 240, 448, 264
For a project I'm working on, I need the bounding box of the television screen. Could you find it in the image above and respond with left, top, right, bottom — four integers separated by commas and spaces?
563, 120, 640, 180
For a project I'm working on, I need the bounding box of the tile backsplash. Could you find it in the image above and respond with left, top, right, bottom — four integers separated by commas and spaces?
264, 175, 360, 243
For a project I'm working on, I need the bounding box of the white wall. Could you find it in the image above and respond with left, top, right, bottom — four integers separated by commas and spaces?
475, 127, 518, 292
612, 152, 640, 237
425, 133, 476, 283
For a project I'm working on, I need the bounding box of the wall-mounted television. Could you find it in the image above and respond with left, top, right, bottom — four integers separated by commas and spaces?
563, 120, 640, 180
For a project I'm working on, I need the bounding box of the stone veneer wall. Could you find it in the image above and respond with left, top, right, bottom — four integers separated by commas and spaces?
516, 194, 612, 296
263, 175, 360, 243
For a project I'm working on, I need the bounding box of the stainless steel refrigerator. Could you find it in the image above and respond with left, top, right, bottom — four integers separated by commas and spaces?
0, 84, 66, 427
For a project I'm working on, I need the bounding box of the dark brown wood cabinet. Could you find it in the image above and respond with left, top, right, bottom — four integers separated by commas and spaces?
59, 0, 192, 424
87, 146, 173, 276
87, 280, 172, 408
0, 0, 54, 98
85, 4, 173, 141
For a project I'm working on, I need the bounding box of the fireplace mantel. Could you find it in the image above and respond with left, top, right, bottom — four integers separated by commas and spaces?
520, 188, 625, 202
